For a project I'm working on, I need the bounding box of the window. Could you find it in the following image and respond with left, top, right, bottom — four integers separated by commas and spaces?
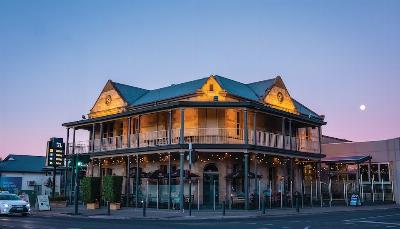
236, 112, 240, 135
371, 164, 379, 181
360, 164, 369, 181
380, 163, 390, 181
209, 84, 214, 91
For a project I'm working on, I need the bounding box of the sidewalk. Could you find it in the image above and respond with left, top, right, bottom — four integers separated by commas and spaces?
32, 204, 400, 220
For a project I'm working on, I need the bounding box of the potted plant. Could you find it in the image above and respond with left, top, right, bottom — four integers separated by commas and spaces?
102, 175, 123, 210
49, 196, 68, 208
81, 177, 101, 209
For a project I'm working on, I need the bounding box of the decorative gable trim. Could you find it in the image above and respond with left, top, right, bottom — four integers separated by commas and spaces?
89, 80, 128, 118
263, 76, 299, 115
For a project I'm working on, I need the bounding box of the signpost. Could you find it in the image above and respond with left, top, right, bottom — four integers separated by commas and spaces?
46, 138, 65, 199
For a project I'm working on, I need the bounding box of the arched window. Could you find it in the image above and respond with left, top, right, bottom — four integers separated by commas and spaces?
204, 163, 218, 173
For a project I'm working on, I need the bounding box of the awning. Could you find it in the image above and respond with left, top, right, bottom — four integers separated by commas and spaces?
322, 155, 372, 164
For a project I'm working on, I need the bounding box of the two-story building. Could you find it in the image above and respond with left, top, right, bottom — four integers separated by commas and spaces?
62, 75, 326, 210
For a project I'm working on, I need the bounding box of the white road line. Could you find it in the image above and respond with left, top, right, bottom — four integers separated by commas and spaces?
351, 221, 400, 226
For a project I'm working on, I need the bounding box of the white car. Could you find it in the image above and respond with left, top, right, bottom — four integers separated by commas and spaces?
0, 192, 30, 216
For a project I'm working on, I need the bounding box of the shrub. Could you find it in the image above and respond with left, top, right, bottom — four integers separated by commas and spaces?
81, 177, 101, 203
102, 176, 123, 203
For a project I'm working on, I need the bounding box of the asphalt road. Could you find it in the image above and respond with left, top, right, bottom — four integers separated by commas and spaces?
1, 208, 400, 229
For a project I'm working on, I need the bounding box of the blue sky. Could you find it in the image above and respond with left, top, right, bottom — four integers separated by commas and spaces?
1, 0, 399, 156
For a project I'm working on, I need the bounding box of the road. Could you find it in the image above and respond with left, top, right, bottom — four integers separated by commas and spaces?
1, 208, 399, 229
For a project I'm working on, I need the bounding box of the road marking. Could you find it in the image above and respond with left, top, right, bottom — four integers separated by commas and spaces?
304, 226, 310, 229
247, 222, 257, 225
350, 221, 400, 226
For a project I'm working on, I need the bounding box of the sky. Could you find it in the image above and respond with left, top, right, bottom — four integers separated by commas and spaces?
0, 0, 399, 157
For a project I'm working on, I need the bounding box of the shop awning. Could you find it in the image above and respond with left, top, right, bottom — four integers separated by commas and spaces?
322, 155, 372, 164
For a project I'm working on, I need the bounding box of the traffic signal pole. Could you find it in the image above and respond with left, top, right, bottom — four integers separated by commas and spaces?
74, 154, 79, 215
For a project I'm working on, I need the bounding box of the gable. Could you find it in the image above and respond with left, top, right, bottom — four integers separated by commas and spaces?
89, 80, 128, 118
263, 77, 298, 114
190, 75, 236, 102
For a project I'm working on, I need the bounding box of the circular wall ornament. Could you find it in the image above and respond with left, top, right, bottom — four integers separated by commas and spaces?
277, 92, 284, 103
105, 95, 112, 105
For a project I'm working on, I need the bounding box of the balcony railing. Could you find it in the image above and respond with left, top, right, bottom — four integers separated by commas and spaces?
69, 128, 319, 154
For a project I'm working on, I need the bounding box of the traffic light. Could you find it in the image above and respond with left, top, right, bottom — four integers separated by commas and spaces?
70, 154, 90, 166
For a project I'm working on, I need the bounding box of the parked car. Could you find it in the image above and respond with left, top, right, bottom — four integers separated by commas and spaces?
0, 191, 30, 216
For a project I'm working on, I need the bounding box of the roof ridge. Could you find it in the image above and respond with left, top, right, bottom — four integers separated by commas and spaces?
113, 81, 148, 91
246, 77, 275, 85
147, 76, 209, 91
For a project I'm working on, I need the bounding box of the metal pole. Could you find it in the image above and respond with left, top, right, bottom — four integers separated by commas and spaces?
329, 178, 332, 207
301, 179, 304, 208
269, 180, 272, 209
311, 180, 313, 207
189, 143, 192, 216
382, 178, 385, 202
244, 152, 249, 210
320, 179, 322, 208
280, 179, 283, 208
168, 152, 171, 210
343, 179, 346, 205
64, 128, 70, 199
372, 175, 375, 203
213, 179, 216, 211
179, 152, 184, 212
157, 180, 159, 209
361, 174, 363, 202
74, 154, 79, 215
258, 179, 261, 210
126, 156, 130, 207
290, 180, 293, 208
107, 201, 110, 215
136, 154, 140, 208
197, 180, 200, 211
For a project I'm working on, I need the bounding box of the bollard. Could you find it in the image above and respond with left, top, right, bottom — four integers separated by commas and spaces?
107, 201, 110, 215
142, 199, 146, 217
222, 201, 226, 216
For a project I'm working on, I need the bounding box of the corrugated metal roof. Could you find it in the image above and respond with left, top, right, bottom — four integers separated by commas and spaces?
113, 82, 148, 105
214, 75, 259, 101
110, 75, 320, 118
132, 77, 209, 105
0, 155, 46, 173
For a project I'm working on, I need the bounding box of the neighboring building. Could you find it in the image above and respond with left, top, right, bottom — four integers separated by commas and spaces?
322, 138, 400, 204
322, 135, 351, 144
0, 154, 62, 196
63, 75, 326, 209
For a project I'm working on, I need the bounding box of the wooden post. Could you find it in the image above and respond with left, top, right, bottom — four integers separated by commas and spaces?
137, 116, 141, 148
91, 124, 95, 152
127, 118, 131, 148
253, 111, 257, 145
168, 110, 172, 145
244, 109, 248, 144
99, 123, 103, 151
180, 108, 185, 144
288, 119, 292, 150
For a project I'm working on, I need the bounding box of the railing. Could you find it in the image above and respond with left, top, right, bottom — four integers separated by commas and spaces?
184, 128, 244, 144
69, 128, 319, 154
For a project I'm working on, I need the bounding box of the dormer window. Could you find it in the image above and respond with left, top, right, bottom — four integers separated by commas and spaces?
209, 84, 214, 91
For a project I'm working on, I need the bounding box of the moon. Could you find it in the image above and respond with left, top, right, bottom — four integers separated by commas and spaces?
360, 104, 366, 111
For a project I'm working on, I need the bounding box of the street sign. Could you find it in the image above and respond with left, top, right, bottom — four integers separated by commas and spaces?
46, 137, 65, 167
37, 195, 51, 211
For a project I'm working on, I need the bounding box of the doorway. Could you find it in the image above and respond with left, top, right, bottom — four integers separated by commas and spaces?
203, 163, 219, 207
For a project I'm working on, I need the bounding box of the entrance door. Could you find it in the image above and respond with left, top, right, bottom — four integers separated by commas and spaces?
203, 164, 219, 207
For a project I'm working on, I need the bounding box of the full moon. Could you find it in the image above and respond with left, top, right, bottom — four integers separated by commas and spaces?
360, 104, 366, 111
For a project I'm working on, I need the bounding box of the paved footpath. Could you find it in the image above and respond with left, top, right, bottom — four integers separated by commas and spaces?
32, 204, 399, 220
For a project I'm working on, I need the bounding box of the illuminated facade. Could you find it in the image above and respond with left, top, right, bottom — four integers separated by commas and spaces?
63, 75, 326, 209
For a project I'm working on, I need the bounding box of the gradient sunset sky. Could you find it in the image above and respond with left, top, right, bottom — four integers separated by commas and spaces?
1, 0, 399, 157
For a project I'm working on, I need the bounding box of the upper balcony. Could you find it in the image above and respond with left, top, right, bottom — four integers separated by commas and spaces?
70, 127, 320, 155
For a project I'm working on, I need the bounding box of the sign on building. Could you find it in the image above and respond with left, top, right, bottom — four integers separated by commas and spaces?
46, 137, 65, 167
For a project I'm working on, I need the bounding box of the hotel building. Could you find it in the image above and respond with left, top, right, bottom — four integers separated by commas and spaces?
62, 75, 326, 209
